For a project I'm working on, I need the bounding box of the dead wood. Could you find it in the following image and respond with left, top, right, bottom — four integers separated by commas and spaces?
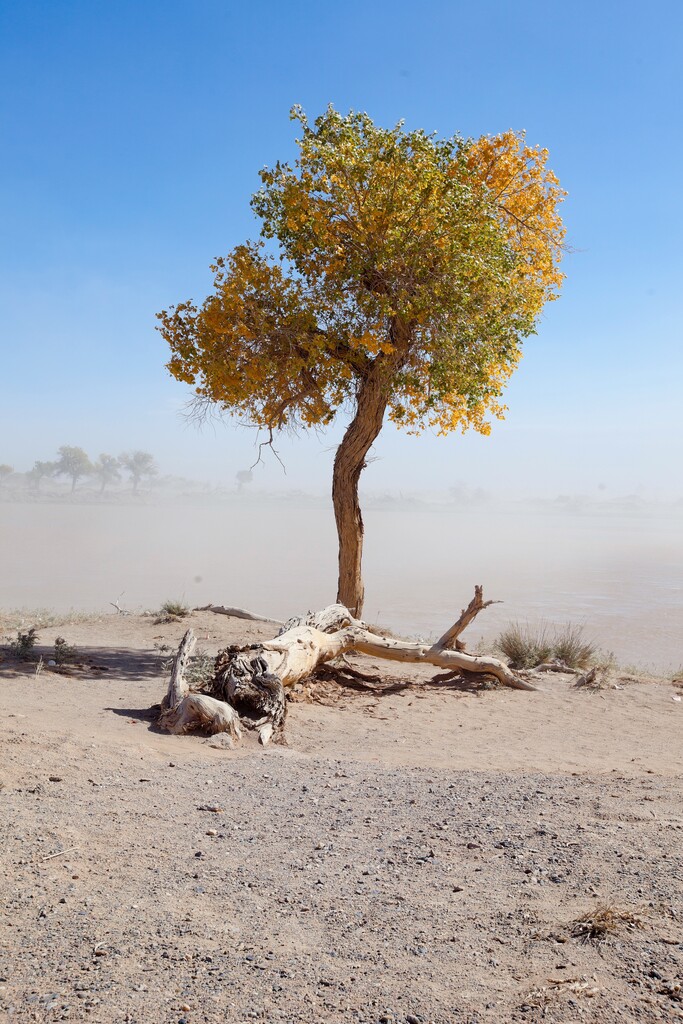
158, 590, 535, 746
161, 628, 196, 711
194, 604, 282, 624
435, 584, 500, 651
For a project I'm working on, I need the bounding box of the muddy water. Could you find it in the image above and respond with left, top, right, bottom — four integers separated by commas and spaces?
1, 498, 681, 672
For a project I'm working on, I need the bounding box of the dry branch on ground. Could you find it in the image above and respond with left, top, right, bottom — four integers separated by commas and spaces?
158, 590, 535, 746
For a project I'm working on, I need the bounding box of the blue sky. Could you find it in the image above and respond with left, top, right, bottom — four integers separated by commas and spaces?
1, 0, 681, 496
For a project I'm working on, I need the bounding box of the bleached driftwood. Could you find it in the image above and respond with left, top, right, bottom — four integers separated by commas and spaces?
159, 629, 242, 740
159, 592, 535, 746
194, 604, 282, 624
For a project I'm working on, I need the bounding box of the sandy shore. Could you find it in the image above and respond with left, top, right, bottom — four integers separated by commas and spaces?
1, 610, 682, 1023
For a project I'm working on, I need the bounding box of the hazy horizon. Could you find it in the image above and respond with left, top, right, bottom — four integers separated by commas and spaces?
1, 495, 681, 675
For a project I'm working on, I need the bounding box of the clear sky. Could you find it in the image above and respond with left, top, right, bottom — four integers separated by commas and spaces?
1, 0, 681, 497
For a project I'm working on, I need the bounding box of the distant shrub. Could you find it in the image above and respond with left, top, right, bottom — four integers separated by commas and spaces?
496, 621, 597, 670
53, 636, 77, 666
159, 599, 190, 619
7, 627, 39, 660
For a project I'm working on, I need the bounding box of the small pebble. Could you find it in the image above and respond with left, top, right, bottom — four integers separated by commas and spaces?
206, 829, 218, 837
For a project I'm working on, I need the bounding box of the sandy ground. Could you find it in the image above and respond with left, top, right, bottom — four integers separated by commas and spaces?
1, 610, 682, 1023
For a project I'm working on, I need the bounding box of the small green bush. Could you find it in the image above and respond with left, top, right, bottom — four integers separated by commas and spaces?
53, 636, 77, 666
7, 627, 39, 660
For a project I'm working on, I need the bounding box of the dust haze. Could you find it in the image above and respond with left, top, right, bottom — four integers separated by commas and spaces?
1, 472, 681, 674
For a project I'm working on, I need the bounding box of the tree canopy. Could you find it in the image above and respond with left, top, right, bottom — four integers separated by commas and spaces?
93, 454, 121, 492
159, 106, 565, 440
54, 446, 92, 493
120, 450, 157, 492
158, 106, 566, 613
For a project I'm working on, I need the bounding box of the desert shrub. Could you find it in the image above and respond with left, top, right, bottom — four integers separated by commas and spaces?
495, 622, 554, 669
572, 657, 617, 690
153, 642, 214, 690
153, 641, 174, 671
53, 636, 77, 666
496, 621, 597, 669
551, 624, 599, 668
159, 599, 190, 619
6, 627, 39, 660
186, 650, 216, 691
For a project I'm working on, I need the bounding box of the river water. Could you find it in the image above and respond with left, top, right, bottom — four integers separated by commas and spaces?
1, 496, 681, 673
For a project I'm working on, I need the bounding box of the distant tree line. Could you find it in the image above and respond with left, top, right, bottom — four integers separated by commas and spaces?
0, 448, 158, 494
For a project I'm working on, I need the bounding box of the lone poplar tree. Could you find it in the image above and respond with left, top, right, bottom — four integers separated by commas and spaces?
158, 107, 565, 616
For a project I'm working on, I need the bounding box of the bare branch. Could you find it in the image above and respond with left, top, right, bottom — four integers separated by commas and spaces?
436, 585, 500, 650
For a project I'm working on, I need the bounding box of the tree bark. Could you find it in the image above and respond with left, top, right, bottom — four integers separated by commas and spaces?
332, 373, 388, 617
158, 594, 536, 747
332, 320, 413, 617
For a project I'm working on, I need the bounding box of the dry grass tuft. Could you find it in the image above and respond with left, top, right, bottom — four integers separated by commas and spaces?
496, 621, 598, 670
573, 663, 614, 691
570, 903, 645, 942
157, 599, 190, 622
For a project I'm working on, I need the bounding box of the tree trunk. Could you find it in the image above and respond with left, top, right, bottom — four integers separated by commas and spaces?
158, 593, 536, 747
332, 319, 414, 617
332, 373, 388, 616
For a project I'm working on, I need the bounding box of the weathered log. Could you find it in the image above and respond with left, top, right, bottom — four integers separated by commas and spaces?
158, 590, 535, 747
160, 628, 196, 711
194, 604, 282, 625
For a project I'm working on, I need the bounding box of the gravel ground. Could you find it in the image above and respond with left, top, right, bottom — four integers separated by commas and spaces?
1, 612, 682, 1023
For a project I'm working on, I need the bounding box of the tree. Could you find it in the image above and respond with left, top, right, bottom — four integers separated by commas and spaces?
93, 453, 121, 493
0, 464, 13, 484
235, 468, 253, 491
120, 451, 157, 492
27, 460, 56, 491
158, 106, 565, 616
54, 446, 92, 493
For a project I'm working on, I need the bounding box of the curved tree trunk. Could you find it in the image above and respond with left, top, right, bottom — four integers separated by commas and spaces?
332, 316, 414, 617
332, 373, 388, 616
